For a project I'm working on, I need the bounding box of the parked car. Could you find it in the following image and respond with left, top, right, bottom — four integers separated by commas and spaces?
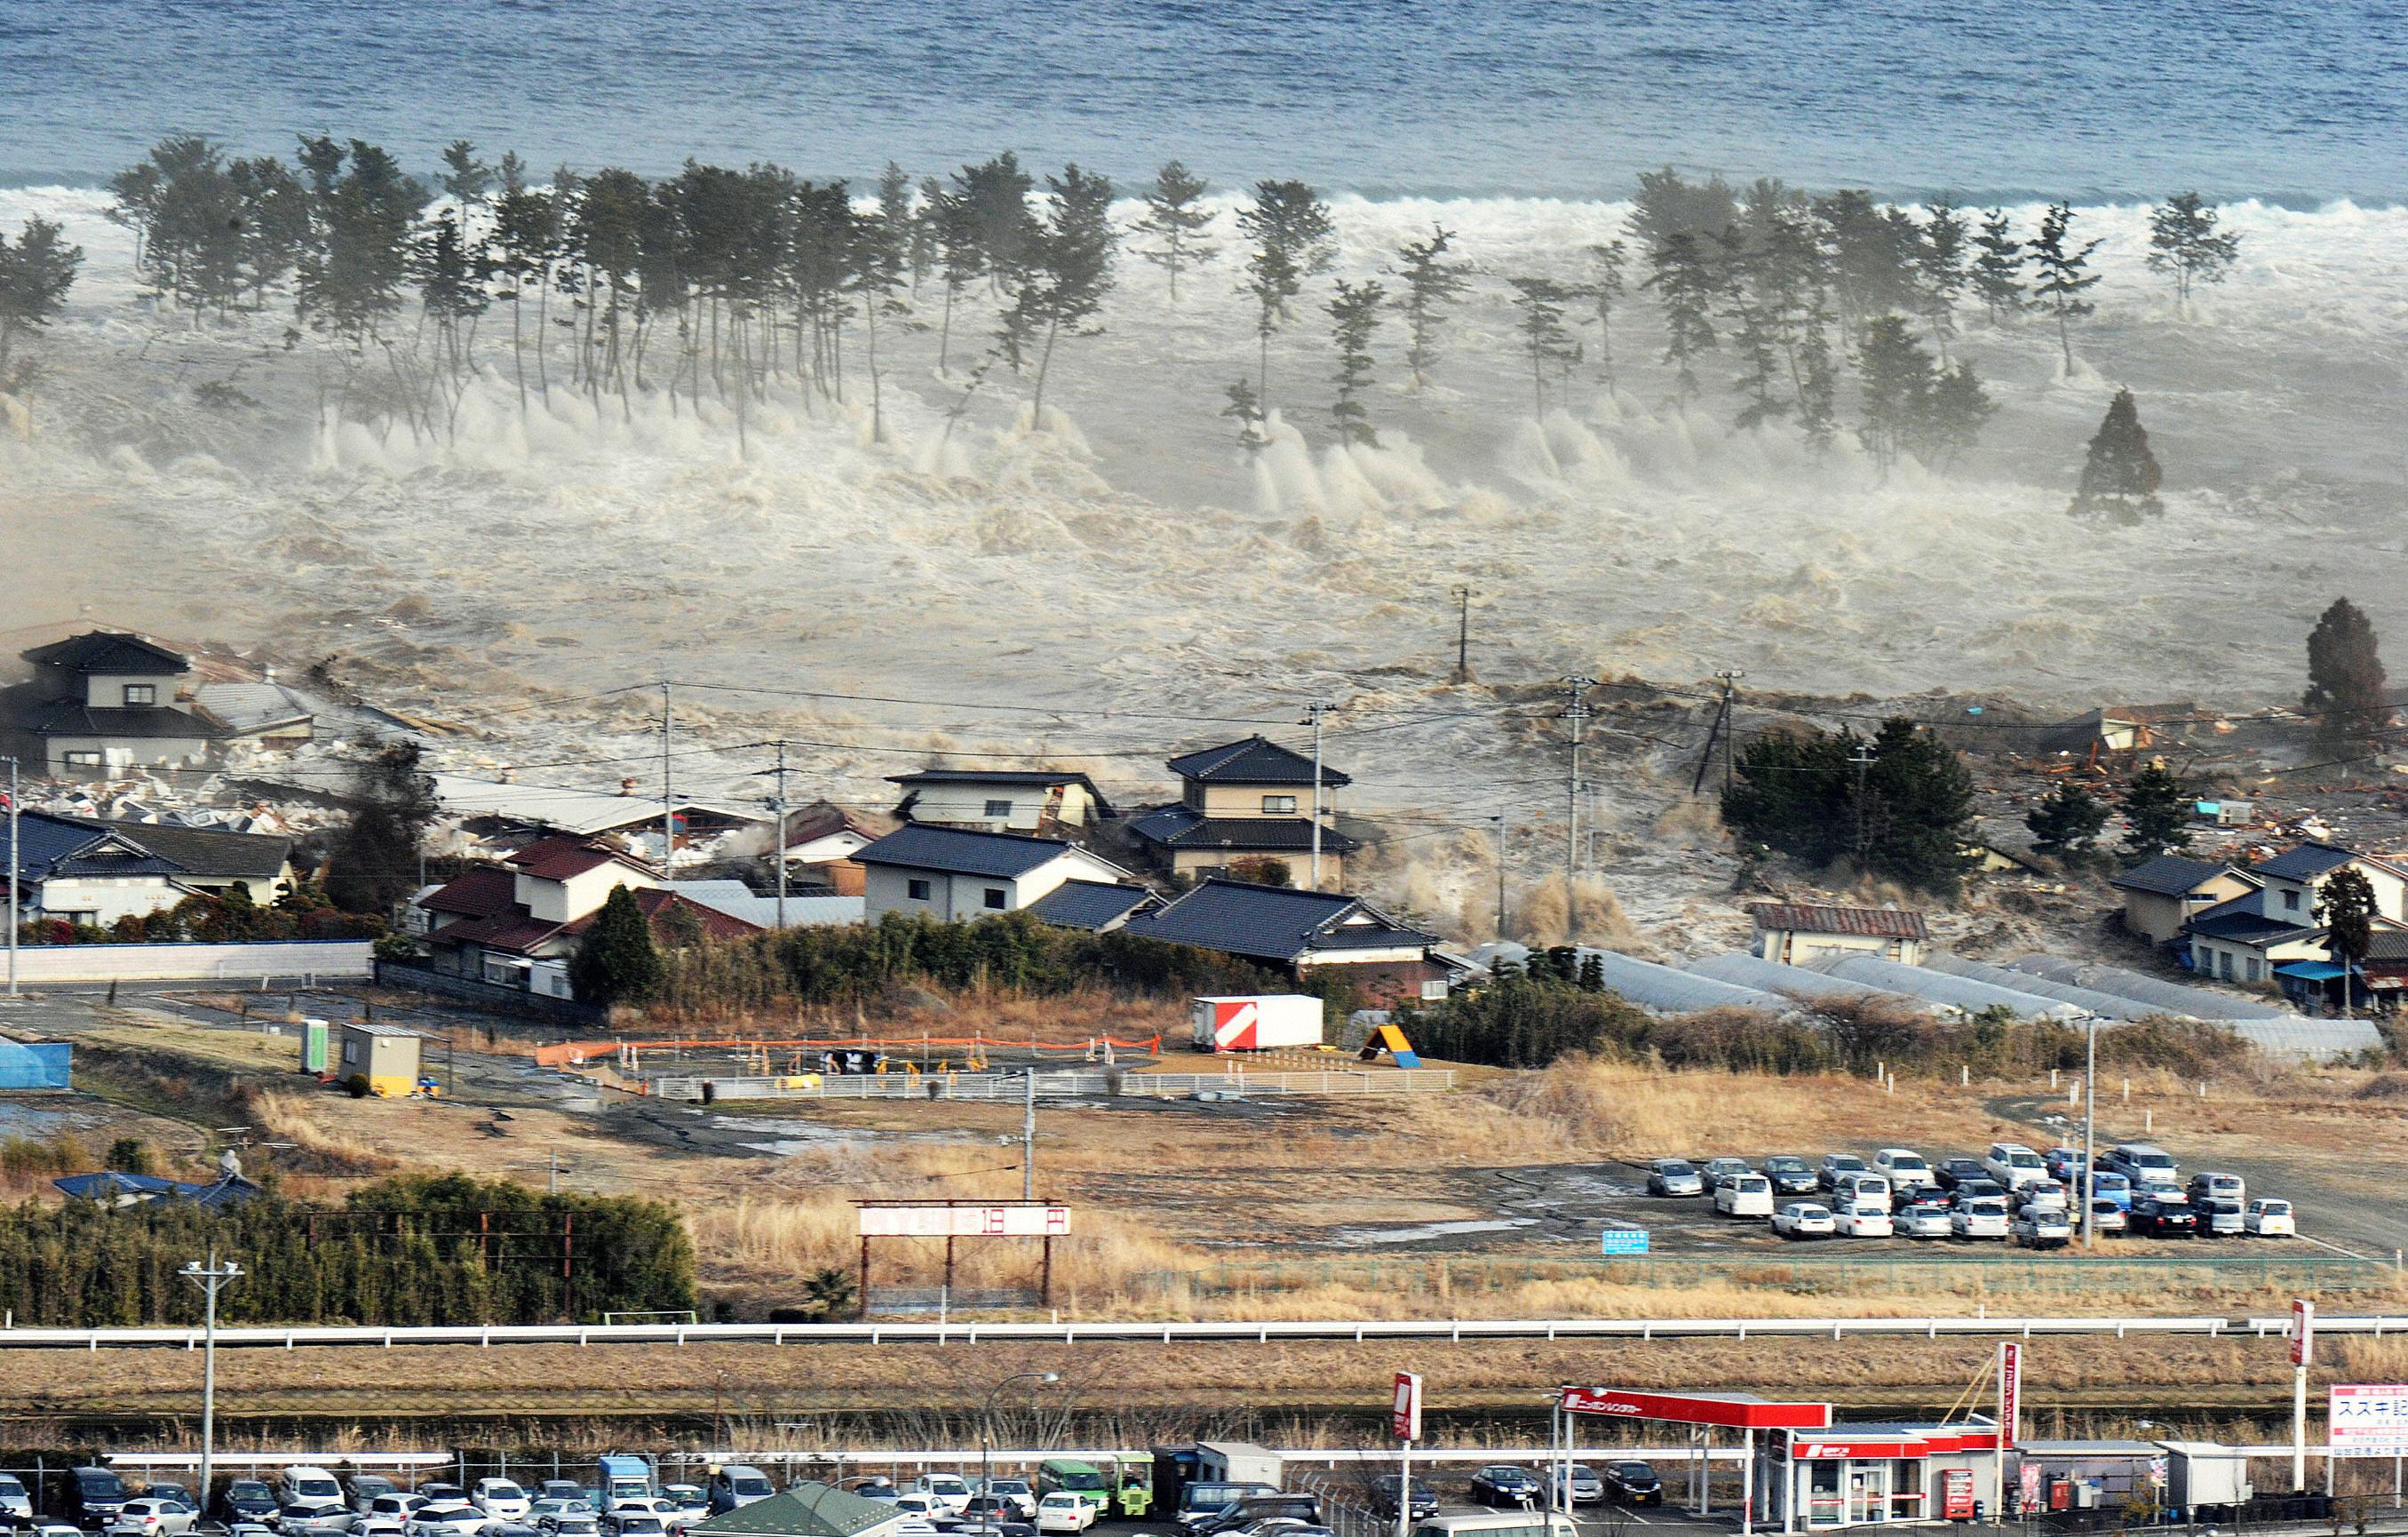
595, 1517, 664, 1537
1983, 1143, 2049, 1189
2200, 1198, 2245, 1238
338, 1483, 394, 1517
1832, 1172, 1893, 1213
952, 1523, 1035, 1537
1646, 1158, 1705, 1197
2130, 1192, 2199, 1238
281, 1506, 358, 1535
1469, 1468, 1541, 1509
1935, 1156, 1987, 1191
1546, 1467, 1603, 1507
139, 1491, 195, 1515
279, 1476, 347, 1514
65, 1468, 133, 1529
357, 1523, 409, 1537
1952, 1178, 2007, 1204
1700, 1158, 1753, 1190
704, 1471, 773, 1517
1896, 1199, 1953, 1238
228, 1525, 280, 1537
2188, 1172, 2245, 1206
600, 1504, 677, 1527
413, 1492, 465, 1511
0, 1477, 31, 1521
1951, 1197, 2011, 1239
2245, 1198, 2297, 1237
1367, 1479, 1439, 1525
528, 1504, 590, 1529
913, 1480, 972, 1519
107, 1501, 199, 1537
1033, 1495, 1094, 1535
1601, 1464, 1662, 1507
1834, 1202, 1894, 1238
473, 1486, 532, 1525
2013, 1207, 2071, 1249
1761, 1155, 1820, 1196
2086, 1198, 2127, 1235
534, 1491, 585, 1511
2092, 1171, 2134, 1211
2044, 1146, 2088, 1183
1714, 1174, 1775, 1218
1872, 1149, 1935, 1193
887, 1497, 953, 1532
2102, 1143, 2179, 1186
220, 1486, 285, 1527
1816, 1152, 1868, 1190
1772, 1201, 1837, 1238
404, 1509, 489, 1537
960, 1500, 1020, 1529
2015, 1179, 2069, 1214
1175, 1486, 1277, 1532
978, 1482, 1037, 1522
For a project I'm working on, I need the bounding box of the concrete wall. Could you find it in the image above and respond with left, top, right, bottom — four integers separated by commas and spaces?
4, 940, 373, 983
30, 872, 190, 926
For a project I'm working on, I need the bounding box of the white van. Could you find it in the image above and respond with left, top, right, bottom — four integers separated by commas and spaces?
1413, 1514, 1581, 1537
1983, 1143, 2048, 1190
1713, 1174, 1775, 1218
1871, 1149, 1934, 1192
1833, 1173, 1893, 1213
280, 1471, 346, 1510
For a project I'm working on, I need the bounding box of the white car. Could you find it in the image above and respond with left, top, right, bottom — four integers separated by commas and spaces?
600, 1518, 666, 1537
1771, 1201, 1836, 1238
475, 1485, 533, 1524
914, 1477, 972, 1517
2013, 1207, 2072, 1248
282, 1508, 358, 1536
2245, 1198, 2296, 1237
1714, 1174, 1776, 1218
2016, 1179, 2070, 1214
358, 1523, 409, 1537
1871, 1149, 1934, 1193
1951, 1197, 2011, 1239
406, 1508, 489, 1537
2086, 1198, 2127, 1235
1983, 1143, 2048, 1190
0, 1477, 29, 1520
1035, 1494, 1096, 1535
1832, 1173, 1893, 1213
607, 1502, 680, 1527
528, 1504, 591, 1529
1834, 1202, 1894, 1238
887, 1496, 949, 1529
658, 1491, 708, 1531
109, 1501, 201, 1537
1895, 1200, 1953, 1238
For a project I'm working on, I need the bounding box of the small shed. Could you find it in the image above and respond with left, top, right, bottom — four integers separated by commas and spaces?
338, 1021, 425, 1096
1750, 903, 1930, 966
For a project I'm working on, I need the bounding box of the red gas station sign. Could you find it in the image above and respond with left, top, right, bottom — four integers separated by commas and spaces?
1561, 1387, 1832, 1429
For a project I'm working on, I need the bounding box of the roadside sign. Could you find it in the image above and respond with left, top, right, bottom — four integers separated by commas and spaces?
1600, 1227, 1649, 1255
2330, 1385, 2408, 1457
2291, 1297, 2315, 1366
1998, 1341, 2022, 1446
2148, 1457, 2167, 1489
1392, 1371, 1422, 1441
2018, 1462, 2042, 1511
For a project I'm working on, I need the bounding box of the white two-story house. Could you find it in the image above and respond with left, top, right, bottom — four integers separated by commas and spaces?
887, 768, 1113, 835
2184, 841, 2408, 987
854, 824, 1141, 926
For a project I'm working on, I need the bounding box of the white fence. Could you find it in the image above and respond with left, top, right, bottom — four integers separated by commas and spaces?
653, 1068, 1457, 1102
3, 940, 373, 984
0, 1312, 2398, 1352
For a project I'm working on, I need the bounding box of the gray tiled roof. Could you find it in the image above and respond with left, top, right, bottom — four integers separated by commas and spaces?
2254, 843, 2361, 881
1125, 878, 1432, 963
853, 824, 1078, 879
1026, 880, 1156, 930
1167, 735, 1351, 787
16, 698, 224, 739
22, 631, 190, 673
56, 816, 291, 880
694, 1485, 903, 1537
12, 812, 189, 884
1127, 804, 1361, 854
2111, 854, 2234, 896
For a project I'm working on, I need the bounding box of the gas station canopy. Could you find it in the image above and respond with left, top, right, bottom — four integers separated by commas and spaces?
1561, 1387, 1833, 1429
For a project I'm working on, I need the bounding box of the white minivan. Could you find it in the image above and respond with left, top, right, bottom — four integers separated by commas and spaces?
1713, 1174, 1775, 1219
1833, 1173, 1893, 1213
281, 1472, 348, 1511
1871, 1149, 1934, 1192
1415, 1517, 1581, 1537
1983, 1143, 2048, 1190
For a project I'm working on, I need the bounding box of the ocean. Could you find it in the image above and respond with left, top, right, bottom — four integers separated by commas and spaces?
7, 0, 2405, 202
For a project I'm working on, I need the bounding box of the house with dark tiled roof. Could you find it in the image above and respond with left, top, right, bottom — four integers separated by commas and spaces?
1749, 902, 1930, 966
887, 768, 1113, 835
1, 632, 315, 776
1123, 877, 1457, 1006
7, 809, 296, 927
2110, 854, 2259, 947
854, 824, 1138, 924
2179, 841, 2408, 988
1025, 879, 1158, 933
1130, 735, 1355, 890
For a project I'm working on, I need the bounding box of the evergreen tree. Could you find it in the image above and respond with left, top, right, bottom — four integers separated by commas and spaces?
1018, 163, 1116, 429
1132, 160, 1216, 302
299, 139, 426, 341
2068, 387, 2164, 522
489, 180, 560, 409
951, 152, 1040, 294
1643, 230, 1722, 401
1917, 197, 1971, 361
1585, 239, 1628, 386
2146, 192, 2240, 315
1919, 362, 1995, 468
1970, 207, 2025, 322
2025, 782, 2110, 863
323, 741, 438, 918
1391, 224, 1468, 389
926, 181, 981, 374
0, 216, 83, 378
2317, 867, 2379, 1000
908, 176, 942, 294
1325, 277, 1384, 445
2301, 596, 2391, 752
2027, 201, 2102, 370
1221, 377, 1268, 460
1625, 167, 1737, 260
1235, 179, 1335, 402
1812, 190, 1921, 342
1505, 275, 1578, 420
438, 140, 494, 209
2118, 764, 2191, 857
1854, 315, 1935, 474
854, 175, 912, 443
227, 155, 311, 309
569, 885, 664, 1007
1721, 718, 1975, 895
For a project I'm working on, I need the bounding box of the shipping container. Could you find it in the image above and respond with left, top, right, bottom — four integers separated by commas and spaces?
1190, 995, 1323, 1052
1193, 1443, 1283, 1490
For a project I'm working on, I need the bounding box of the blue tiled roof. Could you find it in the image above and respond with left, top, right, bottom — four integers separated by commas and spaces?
1026, 880, 1155, 931
1167, 735, 1350, 787
2255, 843, 2358, 881
854, 824, 1078, 879
11, 812, 192, 884
1125, 878, 1433, 963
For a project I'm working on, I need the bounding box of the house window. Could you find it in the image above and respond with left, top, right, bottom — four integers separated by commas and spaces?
2283, 889, 2301, 912
906, 879, 932, 901
984, 800, 1013, 818
2245, 958, 2261, 983
1261, 794, 1298, 814
983, 887, 1007, 910
1419, 979, 1450, 1001
63, 751, 102, 768
342, 1041, 360, 1065
122, 683, 155, 705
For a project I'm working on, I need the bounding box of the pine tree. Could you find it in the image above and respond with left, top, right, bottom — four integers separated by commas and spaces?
952, 152, 1040, 294
1643, 230, 1722, 401
2028, 201, 2102, 371
2118, 764, 2191, 857
2317, 867, 2379, 999
1854, 315, 1935, 474
1813, 190, 1921, 342
1220, 377, 1268, 460
854, 179, 912, 444
1970, 207, 2025, 322
1020, 163, 1116, 429
569, 885, 664, 1007
2146, 191, 2241, 315
1391, 224, 1467, 389
228, 155, 311, 309
1133, 160, 1216, 302
1625, 167, 1737, 261
2068, 387, 2164, 522
0, 216, 83, 378
1236, 179, 1335, 403
439, 140, 494, 210
1722, 718, 1975, 895
2025, 782, 2110, 863
1919, 362, 1995, 469
1917, 197, 1971, 361
1505, 276, 1577, 420
1585, 239, 1628, 386
1325, 277, 1384, 446
2301, 596, 2391, 753
489, 181, 560, 410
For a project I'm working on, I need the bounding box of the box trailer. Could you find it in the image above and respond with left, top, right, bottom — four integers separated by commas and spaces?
1192, 995, 1323, 1053
1194, 1442, 1283, 1489
2156, 1442, 2253, 1512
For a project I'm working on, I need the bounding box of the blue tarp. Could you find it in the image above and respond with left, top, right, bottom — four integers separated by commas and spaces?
55, 1171, 262, 1207
0, 1040, 70, 1090
2274, 961, 2350, 980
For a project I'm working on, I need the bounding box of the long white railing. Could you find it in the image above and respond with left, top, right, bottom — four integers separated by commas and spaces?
0, 1313, 2398, 1351
651, 1069, 1457, 1101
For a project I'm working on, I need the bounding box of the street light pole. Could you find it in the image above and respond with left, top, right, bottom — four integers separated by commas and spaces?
2080, 1014, 2098, 1248
181, 1248, 243, 1512
981, 1371, 1060, 1521
5, 753, 19, 997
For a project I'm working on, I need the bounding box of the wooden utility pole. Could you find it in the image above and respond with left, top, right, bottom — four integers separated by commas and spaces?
1450, 585, 1474, 682
1560, 676, 1596, 876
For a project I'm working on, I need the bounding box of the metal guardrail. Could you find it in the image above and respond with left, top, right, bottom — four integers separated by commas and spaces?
0, 1312, 2400, 1352
653, 1068, 1458, 1101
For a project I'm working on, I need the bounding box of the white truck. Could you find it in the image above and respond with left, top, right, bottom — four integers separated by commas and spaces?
1192, 996, 1323, 1053
1194, 1443, 1284, 1490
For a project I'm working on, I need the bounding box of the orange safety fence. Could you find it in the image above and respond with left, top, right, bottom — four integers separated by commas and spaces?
533, 1033, 1164, 1068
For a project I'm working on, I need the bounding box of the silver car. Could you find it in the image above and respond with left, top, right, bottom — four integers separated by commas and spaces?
2201, 1198, 2245, 1238
1647, 1158, 1705, 1197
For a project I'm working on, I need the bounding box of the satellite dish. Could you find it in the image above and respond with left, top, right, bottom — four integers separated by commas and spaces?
218, 1149, 242, 1181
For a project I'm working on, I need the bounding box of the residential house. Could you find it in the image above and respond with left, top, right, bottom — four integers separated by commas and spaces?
771, 802, 893, 896
1123, 877, 1457, 1006
3, 632, 220, 775
887, 768, 1113, 835
54, 1170, 262, 1208
1749, 903, 1930, 966
854, 824, 1138, 924
2110, 854, 2260, 947
2182, 842, 2408, 988
8, 809, 295, 927
412, 836, 759, 991
430, 774, 767, 866
664, 879, 865, 930
1025, 880, 1159, 933
1128, 735, 1356, 890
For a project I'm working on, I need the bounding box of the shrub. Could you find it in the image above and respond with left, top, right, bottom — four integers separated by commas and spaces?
345, 1073, 372, 1099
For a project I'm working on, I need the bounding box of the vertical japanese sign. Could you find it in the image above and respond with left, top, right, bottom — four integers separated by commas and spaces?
1998, 1341, 2022, 1447
1392, 1371, 1423, 1441
2291, 1297, 2315, 1366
